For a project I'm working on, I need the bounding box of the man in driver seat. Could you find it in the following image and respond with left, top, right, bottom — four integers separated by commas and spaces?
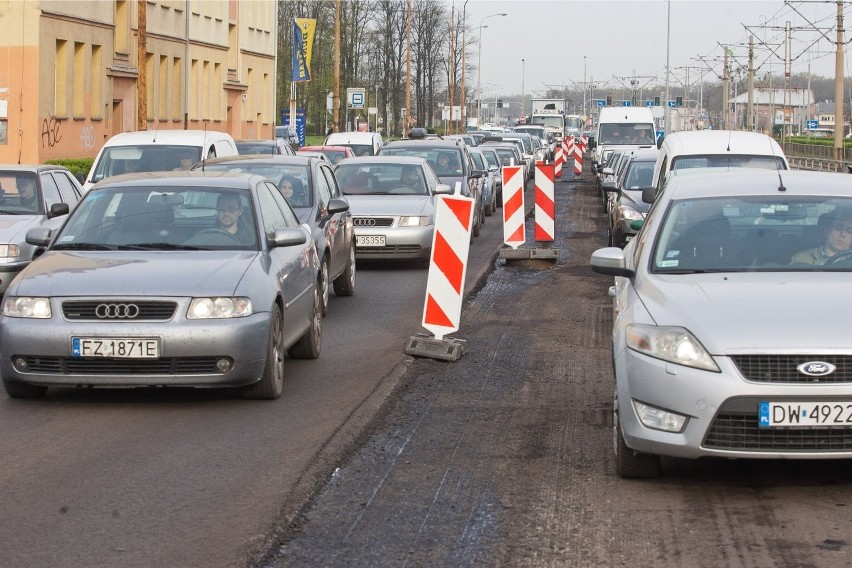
792, 206, 852, 265
216, 193, 255, 244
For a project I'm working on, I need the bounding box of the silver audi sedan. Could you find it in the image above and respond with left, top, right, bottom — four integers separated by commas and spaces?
0, 172, 321, 400
591, 169, 852, 478
334, 156, 451, 264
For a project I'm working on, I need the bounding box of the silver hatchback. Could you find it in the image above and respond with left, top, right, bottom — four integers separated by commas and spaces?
592, 169, 852, 478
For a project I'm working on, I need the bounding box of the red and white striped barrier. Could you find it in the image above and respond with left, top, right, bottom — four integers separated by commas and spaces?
564, 136, 575, 175
553, 145, 564, 178
534, 163, 555, 242
573, 143, 583, 175
421, 194, 475, 341
502, 165, 525, 249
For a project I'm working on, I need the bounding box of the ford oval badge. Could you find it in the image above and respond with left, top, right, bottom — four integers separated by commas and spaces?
797, 361, 837, 376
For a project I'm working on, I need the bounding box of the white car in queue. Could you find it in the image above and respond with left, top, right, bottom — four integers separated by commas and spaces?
591, 169, 852, 478
333, 156, 451, 265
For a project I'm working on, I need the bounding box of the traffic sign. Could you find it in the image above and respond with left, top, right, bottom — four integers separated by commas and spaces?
622, 100, 631, 107
667, 100, 676, 108
347, 87, 366, 109
597, 99, 605, 107
806, 119, 819, 130
646, 100, 654, 107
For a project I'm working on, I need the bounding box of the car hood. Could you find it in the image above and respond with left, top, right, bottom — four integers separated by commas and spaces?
8, 251, 258, 297
0, 215, 39, 241
637, 273, 852, 353
346, 195, 433, 216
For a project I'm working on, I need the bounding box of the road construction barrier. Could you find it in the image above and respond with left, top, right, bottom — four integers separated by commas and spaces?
534, 163, 555, 242
502, 165, 525, 249
573, 143, 583, 175
578, 136, 587, 155
564, 136, 575, 175
420, 193, 474, 341
554, 145, 564, 178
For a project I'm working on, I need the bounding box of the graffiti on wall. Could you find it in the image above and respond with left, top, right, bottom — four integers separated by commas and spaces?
79, 125, 95, 149
41, 116, 63, 148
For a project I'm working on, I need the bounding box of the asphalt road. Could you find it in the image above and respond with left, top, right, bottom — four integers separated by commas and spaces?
258, 169, 852, 568
0, 184, 520, 568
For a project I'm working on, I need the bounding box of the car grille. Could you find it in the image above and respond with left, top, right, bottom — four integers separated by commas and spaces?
62, 301, 178, 321
704, 398, 852, 451
21, 356, 221, 375
356, 245, 423, 254
731, 355, 852, 384
353, 217, 394, 227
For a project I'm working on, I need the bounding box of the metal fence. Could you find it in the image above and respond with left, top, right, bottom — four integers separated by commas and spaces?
782, 142, 852, 173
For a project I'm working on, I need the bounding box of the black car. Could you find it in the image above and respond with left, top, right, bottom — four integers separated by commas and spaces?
195, 155, 355, 316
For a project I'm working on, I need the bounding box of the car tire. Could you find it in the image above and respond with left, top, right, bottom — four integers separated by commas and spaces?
2, 378, 47, 399
332, 242, 356, 297
288, 282, 322, 360
614, 398, 661, 479
472, 208, 482, 237
319, 257, 330, 317
242, 305, 285, 400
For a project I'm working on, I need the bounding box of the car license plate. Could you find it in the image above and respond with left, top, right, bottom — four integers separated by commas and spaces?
758, 401, 852, 428
72, 337, 160, 358
356, 235, 386, 247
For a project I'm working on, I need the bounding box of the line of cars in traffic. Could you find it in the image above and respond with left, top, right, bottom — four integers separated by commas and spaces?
0, 124, 529, 399
590, 127, 852, 478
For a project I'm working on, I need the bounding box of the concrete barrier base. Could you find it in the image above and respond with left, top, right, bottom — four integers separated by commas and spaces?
498, 248, 530, 260
530, 248, 559, 260
404, 333, 468, 362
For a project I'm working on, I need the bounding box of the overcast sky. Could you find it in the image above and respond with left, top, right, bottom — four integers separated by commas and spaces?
458, 0, 848, 100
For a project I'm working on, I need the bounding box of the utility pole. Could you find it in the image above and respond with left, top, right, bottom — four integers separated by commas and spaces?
722, 48, 730, 129
404, 0, 411, 138
833, 0, 844, 160
448, 4, 455, 134
333, 0, 340, 132
460, 1, 468, 133
748, 35, 754, 131
137, 0, 147, 131
784, 21, 792, 142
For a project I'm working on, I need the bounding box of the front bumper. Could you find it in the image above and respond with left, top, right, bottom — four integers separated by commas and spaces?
616, 348, 852, 460
354, 225, 433, 260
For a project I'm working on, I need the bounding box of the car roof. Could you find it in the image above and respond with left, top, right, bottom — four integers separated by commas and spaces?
89, 171, 266, 190
661, 130, 785, 157
300, 145, 351, 152
336, 156, 429, 166
382, 139, 463, 150
197, 155, 316, 167
324, 132, 381, 143
625, 148, 660, 162
0, 164, 72, 174
663, 169, 851, 200
101, 130, 232, 145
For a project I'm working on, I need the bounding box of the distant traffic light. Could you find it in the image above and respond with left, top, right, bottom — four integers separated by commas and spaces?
654, 96, 661, 106
497, 99, 503, 108
606, 95, 612, 106
676, 96, 683, 107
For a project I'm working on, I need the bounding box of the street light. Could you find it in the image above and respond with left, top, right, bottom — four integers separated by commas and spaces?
521, 58, 525, 124
477, 12, 507, 126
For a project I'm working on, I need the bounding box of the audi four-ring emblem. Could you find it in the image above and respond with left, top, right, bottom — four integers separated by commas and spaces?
353, 218, 377, 227
95, 303, 140, 319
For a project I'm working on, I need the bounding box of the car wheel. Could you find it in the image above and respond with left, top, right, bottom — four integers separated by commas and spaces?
2, 378, 47, 399
242, 305, 284, 400
491, 193, 498, 214
613, 395, 661, 479
319, 257, 330, 317
332, 242, 356, 297
288, 281, 322, 360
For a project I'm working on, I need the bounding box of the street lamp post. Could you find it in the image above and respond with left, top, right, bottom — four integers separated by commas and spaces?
521, 58, 525, 124
476, 12, 507, 126
583, 55, 587, 121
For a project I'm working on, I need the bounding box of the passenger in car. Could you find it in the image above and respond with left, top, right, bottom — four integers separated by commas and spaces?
791, 206, 852, 265
216, 193, 254, 244
280, 176, 308, 207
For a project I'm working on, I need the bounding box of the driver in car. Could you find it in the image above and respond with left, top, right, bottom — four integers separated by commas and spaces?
216, 193, 255, 244
791, 206, 852, 265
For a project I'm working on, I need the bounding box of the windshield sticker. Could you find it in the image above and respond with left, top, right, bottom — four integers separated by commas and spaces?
659, 260, 679, 267
666, 250, 680, 258
57, 235, 75, 243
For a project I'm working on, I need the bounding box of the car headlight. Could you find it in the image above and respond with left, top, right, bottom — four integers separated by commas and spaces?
0, 244, 20, 258
187, 297, 252, 319
398, 216, 431, 227
626, 324, 720, 372
622, 208, 644, 222
4, 296, 51, 318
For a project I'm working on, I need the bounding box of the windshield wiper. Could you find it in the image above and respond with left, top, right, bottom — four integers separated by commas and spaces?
117, 243, 204, 251
52, 242, 115, 251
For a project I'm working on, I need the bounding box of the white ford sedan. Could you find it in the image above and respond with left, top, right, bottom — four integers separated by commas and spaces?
591, 169, 852, 478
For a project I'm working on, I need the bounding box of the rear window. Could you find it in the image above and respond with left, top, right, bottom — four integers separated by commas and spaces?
91, 145, 202, 183
671, 155, 787, 171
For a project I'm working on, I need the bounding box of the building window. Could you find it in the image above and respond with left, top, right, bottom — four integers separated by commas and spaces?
91, 45, 103, 118
114, 0, 130, 56
202, 60, 210, 119
227, 23, 237, 73
172, 57, 182, 120
159, 55, 168, 120
73, 42, 86, 118
55, 39, 68, 116
0, 119, 7, 145
190, 59, 198, 119
213, 62, 222, 120
146, 52, 154, 120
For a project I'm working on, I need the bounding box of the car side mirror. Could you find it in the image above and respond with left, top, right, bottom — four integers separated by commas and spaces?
269, 227, 308, 248
470, 169, 484, 179
641, 186, 656, 204
602, 167, 613, 176
47, 203, 70, 219
602, 181, 617, 192
434, 183, 453, 194
327, 198, 350, 215
26, 227, 52, 247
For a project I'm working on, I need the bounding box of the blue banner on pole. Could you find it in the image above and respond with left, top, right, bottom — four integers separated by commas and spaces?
292, 21, 310, 82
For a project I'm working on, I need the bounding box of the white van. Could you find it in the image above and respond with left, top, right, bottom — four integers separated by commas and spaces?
323, 131, 383, 156
651, 130, 789, 191
84, 130, 238, 191
591, 107, 656, 170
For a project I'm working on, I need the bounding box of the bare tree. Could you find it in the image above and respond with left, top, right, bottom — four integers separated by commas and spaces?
412, 0, 447, 129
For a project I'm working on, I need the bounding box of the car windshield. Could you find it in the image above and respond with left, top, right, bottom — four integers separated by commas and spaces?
652, 196, 852, 273
198, 163, 313, 208
236, 142, 277, 155
380, 147, 464, 177
335, 163, 429, 196
482, 150, 500, 168
671, 154, 786, 171
91, 145, 202, 183
598, 123, 656, 145
529, 115, 563, 129
54, 186, 259, 250
622, 161, 655, 189
343, 144, 374, 157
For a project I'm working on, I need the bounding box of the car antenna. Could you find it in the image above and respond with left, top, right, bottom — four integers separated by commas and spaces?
777, 170, 786, 192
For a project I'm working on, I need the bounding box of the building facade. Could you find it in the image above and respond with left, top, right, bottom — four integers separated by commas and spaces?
0, 0, 277, 164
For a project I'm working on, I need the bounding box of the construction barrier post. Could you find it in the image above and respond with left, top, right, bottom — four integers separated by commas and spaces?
501, 165, 525, 249
553, 145, 564, 178
531, 163, 559, 261
404, 193, 474, 361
